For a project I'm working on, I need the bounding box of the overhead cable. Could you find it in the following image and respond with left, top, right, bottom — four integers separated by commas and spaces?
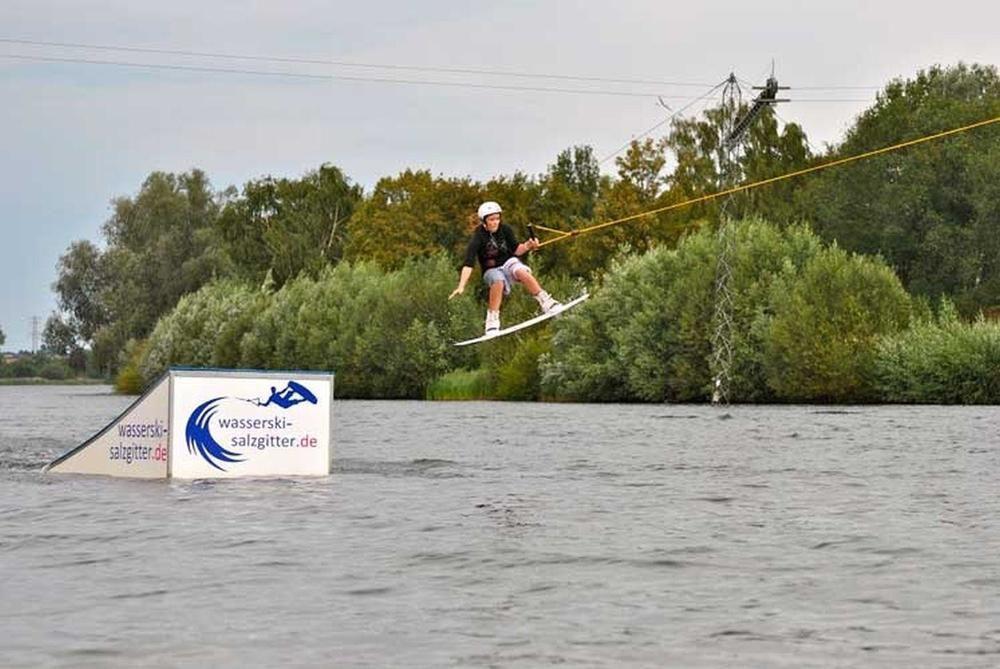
1, 37, 880, 93
598, 78, 731, 164
0, 53, 724, 99
0, 37, 721, 88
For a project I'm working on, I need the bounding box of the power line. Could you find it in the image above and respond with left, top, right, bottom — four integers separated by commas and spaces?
770, 105, 823, 155
734, 73, 840, 155
743, 60, 878, 91
597, 72, 872, 166
736, 73, 868, 101
598, 78, 731, 165
1, 37, 883, 92
0, 37, 721, 89
794, 85, 880, 90
0, 53, 731, 99
0, 53, 874, 102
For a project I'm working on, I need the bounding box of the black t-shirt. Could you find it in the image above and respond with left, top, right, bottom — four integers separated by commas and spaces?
463, 223, 521, 272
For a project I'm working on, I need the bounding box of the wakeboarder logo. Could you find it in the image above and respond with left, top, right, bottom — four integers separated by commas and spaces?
185, 381, 319, 471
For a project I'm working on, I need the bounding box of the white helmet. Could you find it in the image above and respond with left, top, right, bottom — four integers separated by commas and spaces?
477, 201, 502, 222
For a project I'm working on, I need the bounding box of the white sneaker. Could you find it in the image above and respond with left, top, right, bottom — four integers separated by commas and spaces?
535, 290, 562, 315
484, 310, 500, 336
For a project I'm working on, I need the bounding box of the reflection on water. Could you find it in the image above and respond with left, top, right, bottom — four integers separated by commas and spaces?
2, 385, 999, 667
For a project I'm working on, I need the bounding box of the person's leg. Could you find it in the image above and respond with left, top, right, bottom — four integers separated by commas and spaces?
512, 265, 560, 313
513, 267, 542, 295
482, 275, 506, 334
488, 280, 505, 311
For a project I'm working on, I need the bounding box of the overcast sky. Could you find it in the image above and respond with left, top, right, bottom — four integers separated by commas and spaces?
1, 0, 998, 350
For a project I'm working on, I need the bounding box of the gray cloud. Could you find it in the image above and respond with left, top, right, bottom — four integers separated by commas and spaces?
1, 0, 997, 350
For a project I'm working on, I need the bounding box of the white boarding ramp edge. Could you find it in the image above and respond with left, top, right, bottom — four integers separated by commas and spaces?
454, 292, 589, 347
45, 371, 171, 478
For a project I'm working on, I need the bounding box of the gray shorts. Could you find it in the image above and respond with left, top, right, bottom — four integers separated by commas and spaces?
483, 257, 531, 295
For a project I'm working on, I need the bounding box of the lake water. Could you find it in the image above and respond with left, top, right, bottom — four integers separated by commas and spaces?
2, 385, 999, 667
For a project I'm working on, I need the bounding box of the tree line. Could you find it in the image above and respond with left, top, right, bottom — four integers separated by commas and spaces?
43, 63, 1000, 402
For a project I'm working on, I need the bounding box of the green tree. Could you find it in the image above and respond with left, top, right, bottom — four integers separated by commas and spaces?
41, 313, 86, 373
0, 324, 5, 348
493, 334, 551, 401
115, 339, 148, 393
38, 357, 71, 381
664, 105, 812, 223
740, 109, 812, 223
560, 106, 811, 280
101, 170, 227, 333
542, 145, 602, 221
217, 164, 362, 285
608, 220, 822, 402
539, 251, 647, 402
53, 169, 229, 373
42, 314, 77, 356
799, 63, 1000, 313
565, 139, 670, 277
53, 240, 108, 342
345, 170, 481, 269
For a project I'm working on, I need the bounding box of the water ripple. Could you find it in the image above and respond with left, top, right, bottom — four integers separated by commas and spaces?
3, 390, 1000, 667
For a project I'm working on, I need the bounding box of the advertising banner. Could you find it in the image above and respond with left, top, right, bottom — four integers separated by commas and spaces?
169, 371, 333, 479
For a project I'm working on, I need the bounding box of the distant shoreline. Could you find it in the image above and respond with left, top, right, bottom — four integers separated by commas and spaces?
0, 378, 108, 386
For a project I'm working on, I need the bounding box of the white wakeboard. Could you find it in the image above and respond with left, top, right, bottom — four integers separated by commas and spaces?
454, 292, 589, 347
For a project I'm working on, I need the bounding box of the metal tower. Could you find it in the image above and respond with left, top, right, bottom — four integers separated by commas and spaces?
710, 73, 785, 403
30, 316, 40, 354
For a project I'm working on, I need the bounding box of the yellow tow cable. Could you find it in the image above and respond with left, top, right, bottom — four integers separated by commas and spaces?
536, 114, 1000, 248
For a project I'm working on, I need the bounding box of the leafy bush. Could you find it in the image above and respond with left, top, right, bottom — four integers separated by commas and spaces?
539, 252, 649, 402
873, 301, 1000, 403
242, 256, 465, 397
133, 218, 970, 404
492, 334, 551, 400
9, 357, 38, 378
140, 279, 265, 382
426, 368, 492, 400
542, 219, 825, 402
115, 339, 148, 394
763, 245, 912, 401
38, 359, 72, 381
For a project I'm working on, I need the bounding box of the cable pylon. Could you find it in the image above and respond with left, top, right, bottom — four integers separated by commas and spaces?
710, 71, 785, 403
30, 316, 40, 354
710, 74, 742, 404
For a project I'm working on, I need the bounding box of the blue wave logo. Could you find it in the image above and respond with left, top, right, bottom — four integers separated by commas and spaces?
184, 381, 319, 471
185, 397, 246, 471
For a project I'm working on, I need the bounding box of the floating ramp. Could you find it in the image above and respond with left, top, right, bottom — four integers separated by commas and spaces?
46, 368, 334, 479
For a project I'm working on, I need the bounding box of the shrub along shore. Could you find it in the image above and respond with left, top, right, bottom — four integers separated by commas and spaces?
125, 220, 1000, 403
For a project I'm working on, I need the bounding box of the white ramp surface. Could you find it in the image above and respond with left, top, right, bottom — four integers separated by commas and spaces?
46, 374, 170, 478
